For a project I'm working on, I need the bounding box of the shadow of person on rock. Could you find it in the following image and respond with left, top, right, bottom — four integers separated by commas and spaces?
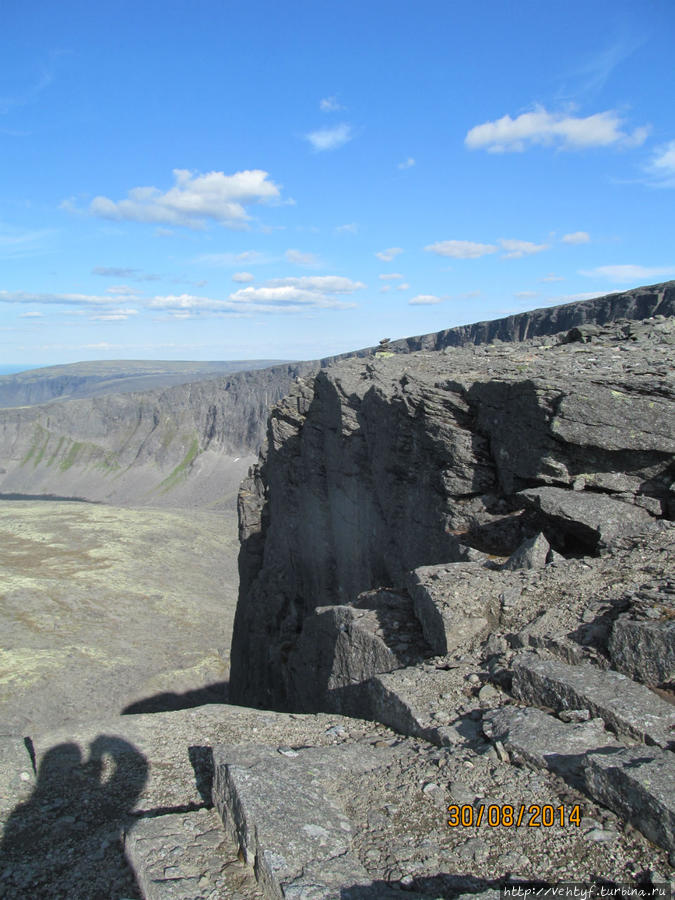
0, 735, 148, 899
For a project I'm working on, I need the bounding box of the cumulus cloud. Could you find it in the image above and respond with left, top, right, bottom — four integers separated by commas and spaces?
646, 139, 675, 186
398, 157, 415, 169
562, 231, 590, 244
409, 294, 442, 305
499, 238, 550, 259
396, 283, 410, 291
305, 123, 353, 152
320, 96, 343, 112
335, 223, 358, 234
375, 247, 403, 262
147, 275, 364, 316
232, 272, 255, 283
88, 169, 282, 229
425, 240, 497, 259
285, 248, 320, 266
580, 264, 675, 283
378, 273, 403, 280
465, 106, 649, 153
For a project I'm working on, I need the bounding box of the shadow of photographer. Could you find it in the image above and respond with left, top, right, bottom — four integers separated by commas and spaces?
0, 735, 148, 899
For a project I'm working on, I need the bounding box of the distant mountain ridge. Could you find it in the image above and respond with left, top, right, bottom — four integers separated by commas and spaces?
0, 359, 289, 408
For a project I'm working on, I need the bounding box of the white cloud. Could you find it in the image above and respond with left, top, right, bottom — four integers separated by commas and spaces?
378, 273, 403, 280
646, 139, 675, 186
90, 308, 139, 321
196, 250, 269, 267
562, 231, 590, 244
285, 248, 320, 266
580, 264, 675, 283
465, 106, 649, 153
0, 290, 118, 307
105, 285, 140, 296
379, 285, 391, 293
232, 271, 255, 283
514, 291, 539, 298
335, 223, 358, 234
540, 273, 565, 282
305, 123, 353, 152
92, 266, 161, 280
425, 240, 497, 259
409, 294, 442, 305
19, 311, 44, 317
499, 238, 550, 259
396, 283, 410, 290
320, 96, 344, 112
398, 157, 415, 169
147, 275, 364, 317
375, 247, 403, 262
88, 169, 282, 229
267, 276, 365, 293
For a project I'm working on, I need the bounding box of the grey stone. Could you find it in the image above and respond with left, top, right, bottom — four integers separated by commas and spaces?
512, 652, 675, 748
518, 487, 653, 551
609, 614, 675, 686
212, 744, 379, 898
0, 737, 35, 817
407, 563, 505, 655
502, 532, 550, 570
584, 747, 675, 853
483, 706, 620, 780
126, 808, 264, 900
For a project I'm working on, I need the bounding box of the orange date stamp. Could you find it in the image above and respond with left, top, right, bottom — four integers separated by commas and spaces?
447, 803, 582, 828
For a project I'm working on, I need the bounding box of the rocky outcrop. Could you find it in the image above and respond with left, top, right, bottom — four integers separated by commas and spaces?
230, 307, 674, 708
229, 291, 675, 877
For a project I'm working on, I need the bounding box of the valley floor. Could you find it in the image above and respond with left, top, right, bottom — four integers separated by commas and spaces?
0, 500, 239, 734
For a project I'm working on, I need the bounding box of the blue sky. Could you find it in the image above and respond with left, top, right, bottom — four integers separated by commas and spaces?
1, 0, 674, 366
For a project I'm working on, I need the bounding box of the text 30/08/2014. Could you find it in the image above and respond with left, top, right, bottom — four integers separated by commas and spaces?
447, 804, 582, 828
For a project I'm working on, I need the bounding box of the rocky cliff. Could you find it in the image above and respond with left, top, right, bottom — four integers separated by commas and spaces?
228, 285, 674, 885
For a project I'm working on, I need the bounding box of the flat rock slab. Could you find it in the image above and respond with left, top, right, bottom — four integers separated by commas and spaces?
406, 563, 502, 655
584, 747, 675, 853
518, 486, 652, 550
367, 663, 485, 747
126, 808, 264, 900
512, 652, 675, 748
483, 707, 620, 781
213, 743, 418, 899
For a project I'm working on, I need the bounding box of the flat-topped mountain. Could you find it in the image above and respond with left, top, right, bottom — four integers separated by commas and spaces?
0, 358, 289, 408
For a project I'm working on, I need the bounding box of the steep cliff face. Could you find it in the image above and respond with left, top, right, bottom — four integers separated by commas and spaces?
0, 363, 319, 505
229, 301, 675, 709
